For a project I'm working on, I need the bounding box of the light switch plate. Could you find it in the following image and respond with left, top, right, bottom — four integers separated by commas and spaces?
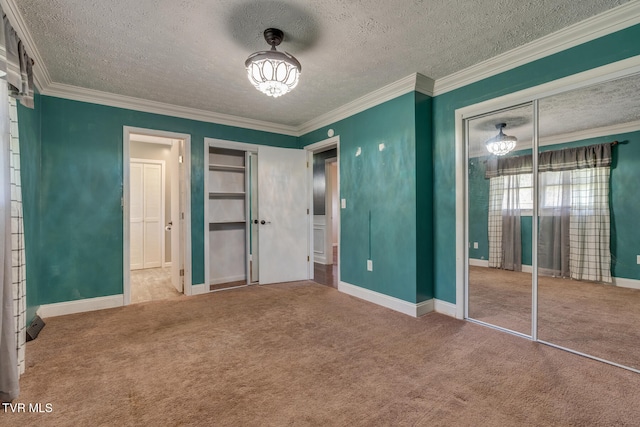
341, 198, 346, 209
637, 255, 640, 265
367, 260, 373, 271
473, 242, 478, 249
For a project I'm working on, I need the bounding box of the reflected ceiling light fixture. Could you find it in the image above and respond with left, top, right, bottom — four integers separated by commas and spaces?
485, 123, 517, 156
245, 28, 301, 98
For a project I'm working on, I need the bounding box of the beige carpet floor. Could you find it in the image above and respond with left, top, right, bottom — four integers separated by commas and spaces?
469, 266, 640, 371
130, 267, 182, 304
9, 281, 640, 426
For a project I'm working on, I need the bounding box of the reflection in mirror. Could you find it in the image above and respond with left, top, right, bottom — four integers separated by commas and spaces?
537, 73, 640, 371
467, 103, 533, 336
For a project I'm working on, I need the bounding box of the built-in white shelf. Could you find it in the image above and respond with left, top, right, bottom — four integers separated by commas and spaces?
207, 145, 248, 289
209, 164, 245, 172
210, 220, 246, 225
209, 191, 245, 198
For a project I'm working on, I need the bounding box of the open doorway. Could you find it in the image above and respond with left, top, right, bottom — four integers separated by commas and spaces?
307, 136, 340, 288
123, 127, 192, 305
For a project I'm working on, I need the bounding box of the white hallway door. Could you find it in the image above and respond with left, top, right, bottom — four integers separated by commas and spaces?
257, 146, 308, 284
130, 161, 164, 270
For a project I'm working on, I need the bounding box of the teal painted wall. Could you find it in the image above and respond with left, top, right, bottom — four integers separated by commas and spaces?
433, 24, 640, 303
300, 93, 420, 303
17, 94, 41, 322
38, 96, 297, 304
467, 131, 640, 280
415, 93, 434, 302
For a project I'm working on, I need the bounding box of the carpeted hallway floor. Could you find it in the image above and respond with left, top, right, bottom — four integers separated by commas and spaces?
10, 281, 640, 426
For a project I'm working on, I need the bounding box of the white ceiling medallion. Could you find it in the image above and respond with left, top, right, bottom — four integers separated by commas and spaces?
245, 28, 301, 98
485, 123, 517, 156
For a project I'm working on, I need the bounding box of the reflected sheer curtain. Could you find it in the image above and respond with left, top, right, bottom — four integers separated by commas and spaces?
486, 143, 612, 282
538, 171, 571, 277
501, 174, 522, 271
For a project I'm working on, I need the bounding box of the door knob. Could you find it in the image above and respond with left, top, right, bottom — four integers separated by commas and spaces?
260, 220, 266, 225
253, 219, 258, 224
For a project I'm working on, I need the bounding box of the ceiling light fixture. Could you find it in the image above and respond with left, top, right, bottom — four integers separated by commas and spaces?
485, 123, 517, 156
245, 28, 301, 98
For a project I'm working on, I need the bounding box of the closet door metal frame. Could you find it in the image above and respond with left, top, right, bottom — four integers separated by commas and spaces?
457, 56, 640, 373
463, 102, 536, 339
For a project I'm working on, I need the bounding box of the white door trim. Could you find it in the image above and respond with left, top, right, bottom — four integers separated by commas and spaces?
123, 126, 192, 305
130, 158, 166, 269
305, 136, 340, 283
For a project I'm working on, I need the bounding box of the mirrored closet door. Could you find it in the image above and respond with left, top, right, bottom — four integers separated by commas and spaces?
536, 73, 640, 371
465, 70, 640, 372
466, 103, 534, 336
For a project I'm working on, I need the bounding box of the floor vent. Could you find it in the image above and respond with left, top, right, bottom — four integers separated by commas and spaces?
26, 315, 45, 342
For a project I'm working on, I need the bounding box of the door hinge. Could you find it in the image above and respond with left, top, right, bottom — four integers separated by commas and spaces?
306, 161, 309, 168
307, 256, 310, 262
180, 269, 184, 277
307, 208, 309, 214
179, 155, 184, 164
181, 212, 184, 219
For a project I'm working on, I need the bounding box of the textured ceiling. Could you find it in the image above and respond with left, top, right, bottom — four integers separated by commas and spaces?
468, 73, 640, 157
14, 0, 631, 127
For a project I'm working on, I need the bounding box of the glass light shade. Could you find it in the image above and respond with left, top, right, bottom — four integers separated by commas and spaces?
485, 127, 517, 156
245, 49, 301, 98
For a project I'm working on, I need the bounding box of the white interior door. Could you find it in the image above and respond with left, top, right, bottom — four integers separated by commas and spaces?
258, 146, 308, 284
130, 163, 144, 270
170, 141, 182, 291
143, 163, 163, 268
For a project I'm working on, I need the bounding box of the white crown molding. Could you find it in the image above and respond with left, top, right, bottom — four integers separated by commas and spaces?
297, 73, 434, 136
42, 82, 299, 136
433, 1, 640, 96
1, 0, 52, 88
415, 73, 435, 97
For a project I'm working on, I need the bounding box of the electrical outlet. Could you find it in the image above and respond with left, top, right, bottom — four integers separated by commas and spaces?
637, 255, 640, 265
341, 198, 346, 209
367, 260, 373, 271
473, 242, 478, 249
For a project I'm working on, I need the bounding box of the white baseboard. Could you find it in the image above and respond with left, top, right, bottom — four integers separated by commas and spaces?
338, 281, 433, 318
37, 295, 124, 318
613, 277, 640, 290
210, 275, 245, 285
190, 284, 208, 295
313, 255, 330, 265
416, 299, 434, 317
469, 258, 489, 267
434, 299, 457, 317
468, 259, 533, 273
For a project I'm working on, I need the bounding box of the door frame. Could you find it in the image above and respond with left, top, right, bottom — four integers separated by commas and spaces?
305, 135, 341, 283
130, 158, 166, 270
324, 157, 338, 264
123, 126, 193, 304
